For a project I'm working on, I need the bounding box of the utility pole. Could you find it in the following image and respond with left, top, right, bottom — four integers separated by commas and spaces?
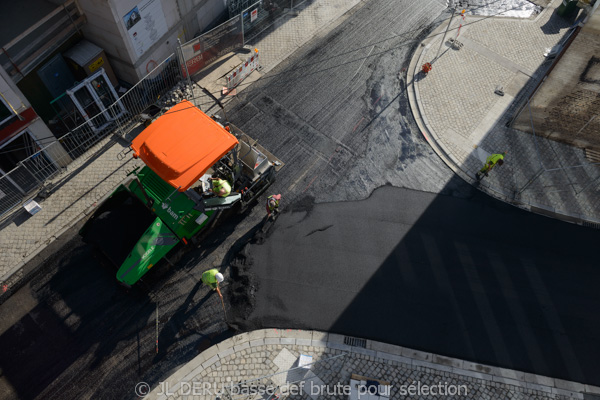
434, 4, 458, 61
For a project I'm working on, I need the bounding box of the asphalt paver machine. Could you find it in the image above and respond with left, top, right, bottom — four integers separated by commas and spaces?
81, 100, 282, 286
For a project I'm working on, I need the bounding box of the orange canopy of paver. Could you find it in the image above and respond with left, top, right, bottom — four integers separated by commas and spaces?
131, 100, 238, 191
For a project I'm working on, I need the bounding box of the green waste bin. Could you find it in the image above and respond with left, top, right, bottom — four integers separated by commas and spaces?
557, 0, 579, 17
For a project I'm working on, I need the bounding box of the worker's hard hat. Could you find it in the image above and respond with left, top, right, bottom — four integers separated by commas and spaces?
215, 273, 224, 283
272, 194, 281, 200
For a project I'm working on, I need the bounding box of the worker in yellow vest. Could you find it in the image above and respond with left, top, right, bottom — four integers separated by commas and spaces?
266, 194, 281, 218
201, 268, 224, 291
477, 152, 506, 180
209, 177, 231, 197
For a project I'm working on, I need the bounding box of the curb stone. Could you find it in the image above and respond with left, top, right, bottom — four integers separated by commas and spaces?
145, 329, 599, 400
406, 1, 600, 228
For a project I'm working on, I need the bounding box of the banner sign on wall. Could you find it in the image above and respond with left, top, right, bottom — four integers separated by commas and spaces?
180, 15, 244, 77
123, 0, 168, 57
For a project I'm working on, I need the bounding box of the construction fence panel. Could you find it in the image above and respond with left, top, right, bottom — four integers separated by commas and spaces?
179, 16, 244, 78
241, 0, 290, 43
0, 53, 185, 219
241, 0, 309, 43
0, 168, 30, 216
117, 54, 182, 128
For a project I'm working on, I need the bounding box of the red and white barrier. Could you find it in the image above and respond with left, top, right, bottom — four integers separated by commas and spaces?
456, 9, 466, 38
226, 49, 260, 90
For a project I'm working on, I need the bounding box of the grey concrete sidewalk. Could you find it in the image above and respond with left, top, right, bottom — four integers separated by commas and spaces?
0, 0, 362, 294
408, 0, 600, 225
144, 329, 600, 399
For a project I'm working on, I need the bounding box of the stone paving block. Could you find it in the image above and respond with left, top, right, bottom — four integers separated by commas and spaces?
413, 359, 452, 373
496, 367, 525, 381
552, 387, 584, 399
295, 338, 311, 347
327, 333, 345, 344
248, 330, 268, 340
311, 331, 328, 342
233, 341, 250, 352
350, 347, 376, 358
368, 341, 404, 354
231, 333, 250, 345
554, 378, 585, 393
327, 342, 351, 352
585, 384, 600, 395
433, 354, 463, 369
526, 381, 553, 393
273, 347, 298, 372
216, 339, 234, 352
493, 375, 526, 388
375, 351, 411, 366
451, 367, 493, 381
218, 347, 234, 360
284, 330, 313, 340
264, 328, 283, 338
400, 348, 432, 362
201, 355, 219, 370
302, 371, 325, 400
524, 372, 555, 386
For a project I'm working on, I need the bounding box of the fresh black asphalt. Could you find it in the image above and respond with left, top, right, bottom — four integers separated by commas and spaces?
237, 185, 600, 386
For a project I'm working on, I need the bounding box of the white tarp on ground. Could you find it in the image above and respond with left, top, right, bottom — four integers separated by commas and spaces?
447, 0, 542, 18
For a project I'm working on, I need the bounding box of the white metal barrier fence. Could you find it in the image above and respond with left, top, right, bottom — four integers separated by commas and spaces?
0, 54, 182, 218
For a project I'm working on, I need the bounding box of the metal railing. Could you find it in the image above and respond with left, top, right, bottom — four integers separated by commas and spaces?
0, 54, 183, 218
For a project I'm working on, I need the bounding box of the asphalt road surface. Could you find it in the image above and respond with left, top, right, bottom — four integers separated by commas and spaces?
1, 0, 598, 399
235, 184, 600, 386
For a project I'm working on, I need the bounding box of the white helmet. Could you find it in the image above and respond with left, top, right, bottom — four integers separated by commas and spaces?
215, 273, 224, 283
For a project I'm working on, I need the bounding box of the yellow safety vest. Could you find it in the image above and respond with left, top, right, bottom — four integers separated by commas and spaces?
213, 179, 231, 197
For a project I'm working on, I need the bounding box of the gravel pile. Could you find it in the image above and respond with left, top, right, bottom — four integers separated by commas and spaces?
156, 81, 195, 109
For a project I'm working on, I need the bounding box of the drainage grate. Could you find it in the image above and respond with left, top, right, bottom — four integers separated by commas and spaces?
582, 221, 600, 230
344, 336, 367, 348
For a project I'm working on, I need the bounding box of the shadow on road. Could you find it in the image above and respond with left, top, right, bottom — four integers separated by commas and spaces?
234, 181, 600, 386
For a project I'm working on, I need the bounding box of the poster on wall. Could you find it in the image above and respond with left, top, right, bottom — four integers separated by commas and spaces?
179, 15, 243, 77
123, 0, 168, 57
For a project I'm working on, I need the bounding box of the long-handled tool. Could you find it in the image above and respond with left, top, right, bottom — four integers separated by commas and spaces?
155, 302, 159, 353
216, 285, 227, 320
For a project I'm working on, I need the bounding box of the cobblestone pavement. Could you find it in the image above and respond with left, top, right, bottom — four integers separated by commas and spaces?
408, 0, 600, 224
145, 329, 600, 399
0, 0, 361, 290
0, 135, 143, 290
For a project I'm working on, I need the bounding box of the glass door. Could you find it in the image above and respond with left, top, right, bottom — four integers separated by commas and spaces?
66, 68, 126, 132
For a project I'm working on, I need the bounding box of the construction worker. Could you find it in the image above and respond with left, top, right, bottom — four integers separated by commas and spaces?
266, 194, 281, 218
209, 177, 231, 197
477, 152, 506, 179
201, 268, 224, 290
422, 62, 432, 75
